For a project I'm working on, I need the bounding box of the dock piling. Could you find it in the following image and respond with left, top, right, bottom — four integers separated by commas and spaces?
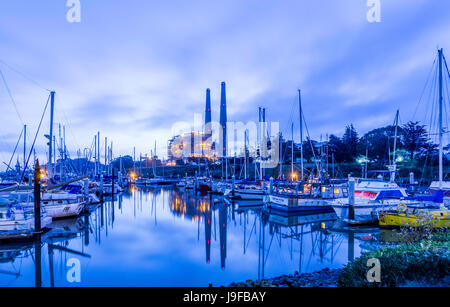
83, 179, 89, 196
112, 168, 115, 197
100, 175, 104, 202
348, 177, 355, 220
195, 171, 198, 191
33, 159, 41, 234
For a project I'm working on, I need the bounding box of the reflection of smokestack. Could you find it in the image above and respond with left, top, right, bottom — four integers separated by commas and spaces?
205, 208, 212, 263
219, 203, 227, 269
205, 88, 212, 137
219, 82, 227, 157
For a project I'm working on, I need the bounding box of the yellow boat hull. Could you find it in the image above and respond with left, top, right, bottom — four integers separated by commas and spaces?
379, 210, 450, 228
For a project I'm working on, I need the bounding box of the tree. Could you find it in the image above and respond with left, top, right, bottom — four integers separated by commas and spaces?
418, 143, 439, 161
301, 137, 318, 163
112, 155, 134, 170
328, 134, 346, 162
342, 124, 359, 162
402, 121, 430, 160
358, 125, 399, 164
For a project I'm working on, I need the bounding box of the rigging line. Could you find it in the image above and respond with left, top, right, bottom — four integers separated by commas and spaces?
82, 136, 96, 175
281, 97, 296, 138
19, 93, 51, 183
0, 69, 24, 125
432, 59, 441, 142
55, 97, 81, 152
413, 58, 437, 122
425, 65, 439, 171
302, 111, 321, 178
428, 66, 437, 144
443, 54, 450, 80
443, 71, 450, 145
0, 59, 50, 92
424, 62, 437, 139
5, 128, 23, 173
0, 133, 14, 166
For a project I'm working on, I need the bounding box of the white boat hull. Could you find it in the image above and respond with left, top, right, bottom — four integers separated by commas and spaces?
44, 202, 84, 219
238, 191, 266, 200
331, 202, 399, 224
268, 194, 329, 208
0, 206, 52, 238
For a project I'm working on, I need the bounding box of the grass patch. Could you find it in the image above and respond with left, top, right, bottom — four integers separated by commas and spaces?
338, 231, 450, 287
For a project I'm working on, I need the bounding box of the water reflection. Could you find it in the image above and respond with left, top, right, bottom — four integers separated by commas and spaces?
0, 188, 383, 286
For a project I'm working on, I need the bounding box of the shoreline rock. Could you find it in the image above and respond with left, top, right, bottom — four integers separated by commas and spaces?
229, 268, 343, 287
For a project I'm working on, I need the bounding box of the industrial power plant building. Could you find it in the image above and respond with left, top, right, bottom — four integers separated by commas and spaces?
168, 82, 227, 162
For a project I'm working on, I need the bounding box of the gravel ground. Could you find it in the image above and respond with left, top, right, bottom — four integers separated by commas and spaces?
398, 276, 450, 287
229, 268, 343, 287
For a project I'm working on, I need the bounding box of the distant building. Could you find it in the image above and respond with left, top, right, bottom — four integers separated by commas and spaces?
168, 132, 216, 162
168, 85, 226, 163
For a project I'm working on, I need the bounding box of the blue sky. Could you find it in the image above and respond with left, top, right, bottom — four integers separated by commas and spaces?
0, 0, 449, 169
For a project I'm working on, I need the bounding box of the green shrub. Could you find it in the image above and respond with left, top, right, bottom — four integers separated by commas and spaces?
338, 233, 450, 287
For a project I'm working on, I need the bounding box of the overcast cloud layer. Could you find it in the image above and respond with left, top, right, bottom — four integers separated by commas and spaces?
0, 0, 449, 169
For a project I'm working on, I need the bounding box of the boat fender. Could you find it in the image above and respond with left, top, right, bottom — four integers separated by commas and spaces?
397, 203, 407, 213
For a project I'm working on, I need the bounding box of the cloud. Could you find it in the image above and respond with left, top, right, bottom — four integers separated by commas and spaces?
0, 0, 449, 170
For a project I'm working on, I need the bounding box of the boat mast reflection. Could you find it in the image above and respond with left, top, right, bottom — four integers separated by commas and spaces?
0, 188, 383, 287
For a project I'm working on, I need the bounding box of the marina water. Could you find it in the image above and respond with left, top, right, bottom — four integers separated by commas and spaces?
0, 187, 379, 287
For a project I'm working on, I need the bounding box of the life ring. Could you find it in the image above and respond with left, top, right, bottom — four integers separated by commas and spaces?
397, 203, 407, 212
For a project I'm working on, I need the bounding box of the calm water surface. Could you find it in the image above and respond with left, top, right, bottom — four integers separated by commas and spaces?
0, 187, 381, 286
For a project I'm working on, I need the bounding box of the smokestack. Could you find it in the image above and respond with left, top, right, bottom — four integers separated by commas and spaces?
205, 88, 212, 136
220, 82, 227, 157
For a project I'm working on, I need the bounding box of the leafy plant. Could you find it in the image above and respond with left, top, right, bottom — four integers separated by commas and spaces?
338, 232, 450, 287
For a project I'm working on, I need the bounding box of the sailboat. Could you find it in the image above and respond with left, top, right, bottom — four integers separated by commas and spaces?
0, 196, 52, 240
379, 48, 450, 228
331, 60, 449, 224
429, 182, 450, 199
6, 190, 85, 219
429, 47, 450, 202
266, 90, 348, 213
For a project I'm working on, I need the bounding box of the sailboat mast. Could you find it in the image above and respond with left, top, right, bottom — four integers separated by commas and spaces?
244, 130, 248, 180
438, 48, 444, 189
388, 110, 400, 183
97, 131, 100, 176
298, 90, 304, 181
23, 124, 26, 172
48, 91, 55, 178
279, 131, 282, 179
59, 124, 62, 179
291, 123, 294, 180
94, 134, 97, 176
392, 109, 399, 163
105, 137, 107, 174
153, 140, 157, 177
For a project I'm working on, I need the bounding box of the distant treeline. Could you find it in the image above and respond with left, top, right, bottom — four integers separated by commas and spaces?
280, 121, 449, 167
